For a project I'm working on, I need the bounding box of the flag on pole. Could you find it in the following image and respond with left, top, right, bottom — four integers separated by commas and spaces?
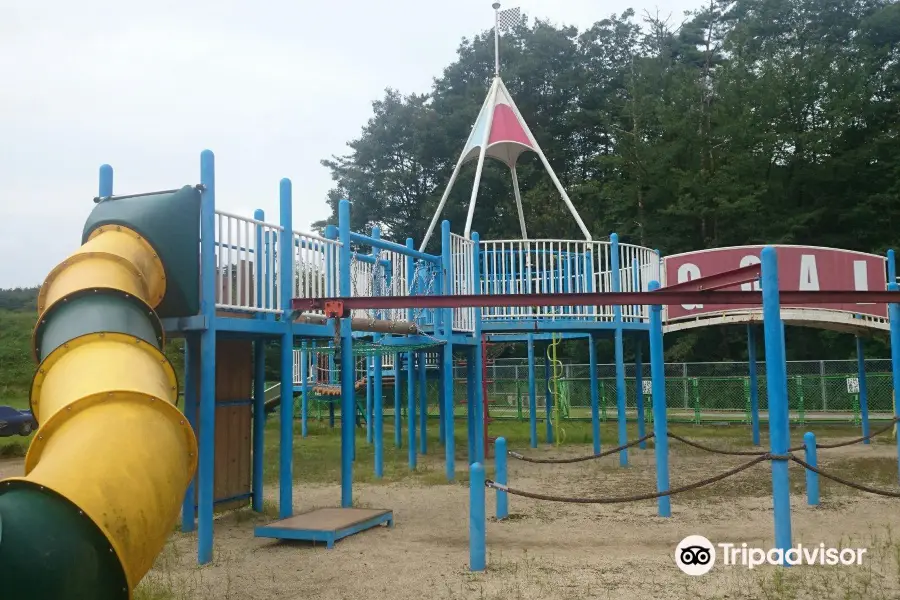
496, 6, 520, 32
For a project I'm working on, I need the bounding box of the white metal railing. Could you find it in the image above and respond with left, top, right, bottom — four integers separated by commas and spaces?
451, 233, 476, 332
292, 231, 341, 315
214, 210, 282, 313
478, 239, 658, 322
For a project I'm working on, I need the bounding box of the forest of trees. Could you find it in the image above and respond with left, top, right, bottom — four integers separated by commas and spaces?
315, 0, 900, 361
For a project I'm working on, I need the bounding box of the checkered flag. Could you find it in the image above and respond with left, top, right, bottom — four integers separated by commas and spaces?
495, 6, 520, 32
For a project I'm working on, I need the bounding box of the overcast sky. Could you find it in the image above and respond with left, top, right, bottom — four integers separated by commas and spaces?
0, 0, 698, 288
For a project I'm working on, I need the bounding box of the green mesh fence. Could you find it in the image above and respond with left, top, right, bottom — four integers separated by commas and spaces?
299, 358, 897, 426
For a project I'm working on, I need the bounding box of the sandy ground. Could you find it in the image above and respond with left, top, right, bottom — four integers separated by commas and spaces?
116, 438, 900, 600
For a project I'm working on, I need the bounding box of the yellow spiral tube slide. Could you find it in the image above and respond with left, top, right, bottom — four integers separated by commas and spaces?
0, 223, 198, 599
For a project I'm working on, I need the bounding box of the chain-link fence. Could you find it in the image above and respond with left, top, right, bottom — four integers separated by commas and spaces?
312, 359, 896, 426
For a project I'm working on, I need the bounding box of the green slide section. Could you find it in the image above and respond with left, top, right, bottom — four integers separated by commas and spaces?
82, 185, 202, 319
0, 482, 128, 600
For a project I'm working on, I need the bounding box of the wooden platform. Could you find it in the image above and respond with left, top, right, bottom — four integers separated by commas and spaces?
254, 507, 393, 548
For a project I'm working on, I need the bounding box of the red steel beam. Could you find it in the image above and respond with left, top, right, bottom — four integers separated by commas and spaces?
663, 263, 761, 292
299, 290, 900, 316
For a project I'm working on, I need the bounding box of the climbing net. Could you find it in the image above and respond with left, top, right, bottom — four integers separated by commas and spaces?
350, 251, 439, 325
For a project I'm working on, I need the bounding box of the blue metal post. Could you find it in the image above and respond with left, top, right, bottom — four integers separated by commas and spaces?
278, 178, 294, 519
469, 462, 486, 571
495, 438, 508, 520
197, 149, 217, 564
527, 334, 537, 448
648, 280, 671, 517
300, 342, 309, 437
748, 325, 761, 446
407, 350, 416, 469
366, 356, 373, 444
635, 340, 646, 449
374, 347, 384, 478
467, 349, 476, 463
394, 352, 402, 448
588, 335, 600, 454
338, 200, 354, 507
181, 334, 198, 532
544, 349, 553, 444
441, 220, 455, 478
610, 233, 628, 466
888, 281, 900, 484
419, 350, 427, 455
438, 356, 446, 445
98, 164, 113, 197
856, 335, 870, 443
760, 246, 793, 559
472, 232, 485, 463
804, 432, 819, 506
252, 338, 266, 512
889, 249, 896, 283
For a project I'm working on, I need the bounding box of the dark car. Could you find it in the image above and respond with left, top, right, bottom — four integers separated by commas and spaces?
0, 406, 37, 437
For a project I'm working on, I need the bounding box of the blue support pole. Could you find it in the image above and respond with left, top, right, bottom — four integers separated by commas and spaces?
278, 178, 294, 519
438, 356, 446, 446
495, 437, 508, 520
527, 334, 538, 448
467, 349, 476, 464
407, 350, 416, 469
469, 462, 486, 572
441, 220, 455, 478
419, 350, 428, 455
98, 164, 113, 197
589, 335, 600, 455
888, 281, 900, 484
648, 280, 671, 517
760, 246, 793, 560
366, 356, 373, 444
374, 344, 384, 478
889, 249, 897, 283
197, 149, 217, 564
338, 200, 354, 508
610, 233, 628, 466
300, 342, 309, 438
804, 432, 819, 506
748, 325, 761, 446
856, 335, 870, 444
635, 340, 646, 449
181, 334, 198, 532
472, 232, 485, 464
252, 338, 266, 512
394, 352, 402, 448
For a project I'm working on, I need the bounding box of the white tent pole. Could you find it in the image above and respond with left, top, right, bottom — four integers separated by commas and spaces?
463, 80, 500, 239
499, 80, 593, 241
419, 158, 464, 252
510, 165, 527, 239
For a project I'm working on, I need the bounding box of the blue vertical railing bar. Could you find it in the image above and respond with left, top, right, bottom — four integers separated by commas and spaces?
197, 149, 217, 564
527, 334, 537, 448
760, 246, 793, 561
338, 200, 354, 507
888, 249, 897, 283
748, 325, 761, 446
588, 336, 600, 455
495, 437, 508, 520
804, 432, 819, 505
441, 220, 455, 480
394, 352, 402, 448
252, 338, 266, 512
469, 462, 486, 572
634, 340, 646, 449
366, 357, 373, 444
647, 280, 671, 517
301, 342, 309, 438
467, 350, 476, 463
888, 280, 900, 485
856, 333, 870, 443
610, 233, 628, 467
418, 350, 427, 455
278, 178, 294, 519
472, 232, 485, 464
544, 349, 553, 444
372, 227, 384, 476
405, 238, 417, 467
181, 335, 198, 531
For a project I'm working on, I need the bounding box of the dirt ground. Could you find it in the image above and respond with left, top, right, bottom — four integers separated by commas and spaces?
123, 437, 900, 600
3, 438, 899, 600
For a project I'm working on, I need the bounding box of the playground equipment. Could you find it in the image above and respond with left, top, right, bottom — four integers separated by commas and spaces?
0, 182, 201, 598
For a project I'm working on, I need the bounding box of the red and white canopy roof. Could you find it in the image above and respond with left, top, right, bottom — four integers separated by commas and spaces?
459, 77, 537, 168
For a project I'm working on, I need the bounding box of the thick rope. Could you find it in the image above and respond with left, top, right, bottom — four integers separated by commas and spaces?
788, 455, 900, 497
485, 454, 777, 504
666, 432, 770, 456
508, 433, 655, 464
813, 418, 899, 449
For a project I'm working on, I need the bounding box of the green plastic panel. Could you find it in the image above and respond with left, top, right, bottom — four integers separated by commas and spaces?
0, 482, 128, 600
82, 185, 201, 319
34, 290, 163, 362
